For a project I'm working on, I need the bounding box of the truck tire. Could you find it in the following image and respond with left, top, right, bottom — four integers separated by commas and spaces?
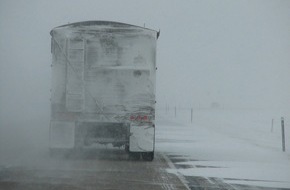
125, 145, 129, 153
142, 152, 154, 161
129, 152, 141, 160
49, 148, 64, 158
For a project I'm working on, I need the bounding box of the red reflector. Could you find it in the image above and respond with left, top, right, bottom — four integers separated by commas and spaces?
130, 115, 149, 121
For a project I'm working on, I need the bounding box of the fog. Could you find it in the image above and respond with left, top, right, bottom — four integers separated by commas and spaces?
1, 0, 290, 165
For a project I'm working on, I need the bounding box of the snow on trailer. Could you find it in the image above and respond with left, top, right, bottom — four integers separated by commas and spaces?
49, 21, 159, 161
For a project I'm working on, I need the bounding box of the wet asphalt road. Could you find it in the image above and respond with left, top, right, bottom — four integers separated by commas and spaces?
0, 149, 288, 190
0, 150, 187, 190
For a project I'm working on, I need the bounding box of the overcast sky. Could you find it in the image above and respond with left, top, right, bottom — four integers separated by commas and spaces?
1, 0, 290, 124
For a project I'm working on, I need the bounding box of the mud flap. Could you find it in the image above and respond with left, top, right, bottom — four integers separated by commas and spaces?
50, 121, 75, 149
129, 125, 154, 152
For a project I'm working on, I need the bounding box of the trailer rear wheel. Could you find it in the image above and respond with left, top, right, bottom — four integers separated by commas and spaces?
125, 145, 129, 153
49, 148, 71, 158
142, 152, 154, 161
129, 152, 141, 160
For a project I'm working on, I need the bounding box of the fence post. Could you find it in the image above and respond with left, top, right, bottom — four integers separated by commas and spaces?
281, 117, 285, 152
271, 119, 274, 133
165, 104, 169, 114
191, 108, 193, 123
175, 106, 176, 118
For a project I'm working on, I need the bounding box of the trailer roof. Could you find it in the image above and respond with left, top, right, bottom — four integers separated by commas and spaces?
51, 21, 159, 37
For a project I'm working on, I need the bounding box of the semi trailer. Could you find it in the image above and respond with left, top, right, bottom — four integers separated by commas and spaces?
49, 21, 159, 161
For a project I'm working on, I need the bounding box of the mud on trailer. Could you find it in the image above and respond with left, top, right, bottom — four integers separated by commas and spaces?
49, 21, 159, 161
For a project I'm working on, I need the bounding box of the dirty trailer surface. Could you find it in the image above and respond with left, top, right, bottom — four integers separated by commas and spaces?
0, 151, 187, 190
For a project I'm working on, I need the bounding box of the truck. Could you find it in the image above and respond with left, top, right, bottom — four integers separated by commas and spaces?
49, 21, 159, 161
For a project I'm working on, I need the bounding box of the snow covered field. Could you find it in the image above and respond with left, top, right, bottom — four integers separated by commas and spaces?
155, 108, 290, 189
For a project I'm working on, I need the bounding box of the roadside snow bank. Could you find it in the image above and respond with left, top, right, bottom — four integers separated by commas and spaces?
155, 109, 290, 189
